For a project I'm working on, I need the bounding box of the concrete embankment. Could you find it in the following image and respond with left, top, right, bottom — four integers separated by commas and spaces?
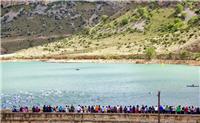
1, 112, 200, 123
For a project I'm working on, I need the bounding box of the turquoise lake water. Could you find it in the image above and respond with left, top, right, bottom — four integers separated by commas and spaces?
0, 62, 199, 109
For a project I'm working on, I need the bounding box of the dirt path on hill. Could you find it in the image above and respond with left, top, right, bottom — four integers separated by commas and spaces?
1, 34, 70, 43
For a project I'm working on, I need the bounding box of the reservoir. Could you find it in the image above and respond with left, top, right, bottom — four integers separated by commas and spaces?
1, 62, 199, 109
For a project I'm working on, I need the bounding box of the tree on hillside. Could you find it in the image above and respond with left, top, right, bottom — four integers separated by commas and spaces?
137, 7, 149, 19
144, 47, 156, 60
175, 4, 184, 14
180, 50, 189, 60
82, 27, 90, 35
173, 18, 185, 29
195, 8, 200, 15
158, 18, 185, 32
101, 15, 109, 22
188, 16, 200, 26
180, 12, 186, 20
120, 17, 128, 26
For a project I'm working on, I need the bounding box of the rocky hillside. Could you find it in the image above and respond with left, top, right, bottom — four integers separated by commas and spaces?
1, 1, 200, 60
1, 1, 129, 53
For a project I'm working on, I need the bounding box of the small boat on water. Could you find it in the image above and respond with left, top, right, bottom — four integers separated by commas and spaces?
186, 84, 199, 87
75, 68, 80, 71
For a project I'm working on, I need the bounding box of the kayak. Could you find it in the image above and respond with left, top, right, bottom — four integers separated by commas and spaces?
186, 84, 199, 87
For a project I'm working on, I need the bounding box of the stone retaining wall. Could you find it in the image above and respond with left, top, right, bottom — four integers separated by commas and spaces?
1, 112, 200, 123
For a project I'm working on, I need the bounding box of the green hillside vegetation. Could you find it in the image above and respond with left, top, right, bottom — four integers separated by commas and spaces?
1, 1, 111, 37
1, 1, 123, 53
5, 1, 200, 60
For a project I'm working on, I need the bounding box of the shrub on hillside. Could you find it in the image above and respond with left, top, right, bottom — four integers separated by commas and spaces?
120, 17, 128, 26
113, 20, 118, 26
158, 18, 185, 32
195, 8, 200, 15
137, 7, 149, 19
175, 4, 184, 14
82, 27, 90, 35
101, 15, 109, 22
174, 18, 185, 29
180, 12, 187, 20
188, 16, 199, 26
194, 53, 200, 60
89, 28, 96, 35
179, 50, 189, 60
167, 52, 173, 60
144, 47, 156, 60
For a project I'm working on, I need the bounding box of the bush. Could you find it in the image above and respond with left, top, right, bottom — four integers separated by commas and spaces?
144, 47, 156, 60
43, 47, 49, 51
188, 16, 199, 26
81, 27, 90, 35
120, 17, 128, 26
180, 12, 186, 20
195, 8, 200, 15
101, 15, 109, 22
89, 28, 96, 35
158, 19, 185, 32
167, 52, 173, 59
175, 4, 184, 14
194, 53, 200, 60
174, 18, 185, 29
179, 51, 189, 60
137, 7, 149, 18
113, 20, 118, 26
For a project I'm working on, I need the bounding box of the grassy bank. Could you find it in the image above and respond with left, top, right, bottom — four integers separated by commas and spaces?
1, 54, 200, 66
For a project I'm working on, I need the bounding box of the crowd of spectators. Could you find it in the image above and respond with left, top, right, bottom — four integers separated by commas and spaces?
12, 105, 200, 114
